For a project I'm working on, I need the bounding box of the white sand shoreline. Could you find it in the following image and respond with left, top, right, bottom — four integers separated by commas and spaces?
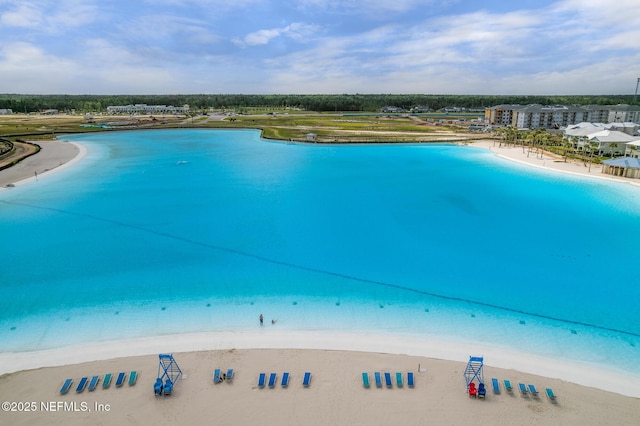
0, 140, 87, 190
1, 330, 638, 398
468, 140, 640, 188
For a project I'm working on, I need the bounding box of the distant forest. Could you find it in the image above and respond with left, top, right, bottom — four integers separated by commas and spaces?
0, 94, 637, 113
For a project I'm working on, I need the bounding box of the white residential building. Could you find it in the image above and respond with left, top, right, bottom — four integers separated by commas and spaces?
107, 104, 190, 115
624, 140, 640, 158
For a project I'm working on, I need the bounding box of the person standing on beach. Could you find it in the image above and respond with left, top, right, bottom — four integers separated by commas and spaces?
259, 314, 263, 325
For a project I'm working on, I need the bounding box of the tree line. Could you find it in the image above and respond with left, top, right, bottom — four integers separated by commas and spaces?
0, 94, 637, 114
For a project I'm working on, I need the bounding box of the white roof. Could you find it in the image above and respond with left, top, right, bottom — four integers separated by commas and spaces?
564, 122, 607, 137
587, 130, 637, 143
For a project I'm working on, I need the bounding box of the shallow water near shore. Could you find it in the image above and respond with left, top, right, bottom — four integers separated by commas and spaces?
1, 129, 639, 382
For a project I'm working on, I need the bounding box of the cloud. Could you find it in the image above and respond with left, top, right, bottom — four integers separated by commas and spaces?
0, 1, 44, 28
234, 22, 320, 47
0, 42, 77, 93
1, 0, 639, 94
296, 0, 433, 14
0, 0, 99, 34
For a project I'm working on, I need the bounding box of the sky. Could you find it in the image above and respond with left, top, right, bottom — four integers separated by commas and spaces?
1, 0, 639, 95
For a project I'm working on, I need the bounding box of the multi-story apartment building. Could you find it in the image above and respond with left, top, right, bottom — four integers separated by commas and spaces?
484, 104, 519, 126
485, 104, 640, 129
607, 104, 640, 123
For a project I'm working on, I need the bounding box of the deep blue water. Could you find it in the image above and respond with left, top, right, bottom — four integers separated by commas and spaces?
1, 129, 639, 373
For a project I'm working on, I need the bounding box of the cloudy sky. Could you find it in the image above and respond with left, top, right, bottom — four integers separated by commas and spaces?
1, 0, 639, 95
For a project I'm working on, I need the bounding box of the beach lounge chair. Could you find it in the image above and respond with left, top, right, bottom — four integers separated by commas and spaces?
226, 368, 234, 382
129, 371, 137, 386
384, 372, 392, 388
103, 373, 112, 389
362, 372, 370, 388
503, 379, 512, 391
154, 378, 163, 395
303, 372, 311, 387
407, 372, 415, 388
76, 377, 88, 393
214, 368, 222, 384
491, 378, 500, 394
528, 384, 538, 396
268, 373, 277, 388
281, 372, 290, 387
374, 372, 382, 388
258, 373, 266, 388
164, 378, 173, 396
468, 382, 477, 397
60, 378, 73, 394
545, 387, 556, 400
396, 372, 403, 387
116, 372, 126, 387
518, 383, 528, 395
88, 375, 100, 391
478, 382, 486, 398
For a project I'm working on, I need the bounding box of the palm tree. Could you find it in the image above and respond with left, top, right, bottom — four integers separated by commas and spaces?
587, 141, 599, 172
609, 142, 618, 158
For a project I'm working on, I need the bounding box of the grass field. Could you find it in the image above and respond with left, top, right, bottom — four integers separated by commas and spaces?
0, 111, 486, 144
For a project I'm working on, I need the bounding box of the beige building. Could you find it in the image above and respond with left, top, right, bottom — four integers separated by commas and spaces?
486, 104, 640, 129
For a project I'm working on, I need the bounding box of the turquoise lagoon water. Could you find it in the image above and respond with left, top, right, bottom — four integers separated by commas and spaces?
1, 129, 639, 374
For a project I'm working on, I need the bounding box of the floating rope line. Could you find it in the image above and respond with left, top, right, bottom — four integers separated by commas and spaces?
3, 199, 639, 339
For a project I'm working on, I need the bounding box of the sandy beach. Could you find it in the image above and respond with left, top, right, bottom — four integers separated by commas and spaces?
1, 347, 638, 426
0, 139, 84, 189
1, 135, 639, 425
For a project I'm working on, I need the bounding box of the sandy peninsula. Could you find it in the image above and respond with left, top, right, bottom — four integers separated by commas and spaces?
0, 139, 84, 188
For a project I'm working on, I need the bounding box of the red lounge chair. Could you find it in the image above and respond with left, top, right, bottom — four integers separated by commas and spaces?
468, 382, 478, 397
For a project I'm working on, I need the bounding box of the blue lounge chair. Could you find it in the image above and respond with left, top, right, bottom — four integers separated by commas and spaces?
478, 382, 487, 398
518, 383, 528, 395
504, 379, 512, 391
88, 375, 100, 391
154, 378, 163, 395
214, 369, 222, 384
362, 372, 370, 388
226, 369, 234, 382
384, 372, 392, 388
407, 372, 415, 388
545, 387, 556, 400
302, 372, 311, 387
76, 377, 88, 393
258, 373, 266, 388
268, 373, 277, 388
374, 372, 382, 388
116, 372, 126, 387
129, 371, 137, 385
60, 378, 73, 394
528, 384, 539, 396
164, 378, 173, 396
281, 372, 290, 387
396, 372, 403, 387
491, 378, 500, 394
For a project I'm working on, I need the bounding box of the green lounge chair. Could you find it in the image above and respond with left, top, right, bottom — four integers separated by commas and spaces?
102, 373, 112, 389
396, 372, 403, 387
362, 372, 370, 388
545, 387, 556, 400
